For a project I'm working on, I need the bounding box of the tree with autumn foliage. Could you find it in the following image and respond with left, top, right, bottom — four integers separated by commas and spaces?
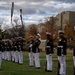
64, 22, 74, 40
41, 18, 53, 39
25, 24, 37, 41
41, 29, 46, 39
28, 24, 37, 35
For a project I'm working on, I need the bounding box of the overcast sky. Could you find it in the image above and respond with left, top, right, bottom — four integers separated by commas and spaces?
0, 0, 75, 29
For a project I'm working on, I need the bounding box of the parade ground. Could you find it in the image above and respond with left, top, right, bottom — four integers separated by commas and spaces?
0, 51, 73, 75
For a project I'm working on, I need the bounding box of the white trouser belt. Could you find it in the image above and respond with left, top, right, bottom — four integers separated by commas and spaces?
46, 46, 50, 48
58, 46, 63, 48
0, 51, 2, 54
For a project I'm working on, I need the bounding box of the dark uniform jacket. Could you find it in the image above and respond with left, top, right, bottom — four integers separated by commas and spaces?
45, 39, 53, 54
57, 37, 67, 56
4, 43, 7, 51
28, 39, 34, 52
7, 43, 11, 51
0, 41, 4, 52
17, 41, 23, 51
73, 48, 75, 56
73, 47, 75, 56
11, 43, 14, 51
12, 42, 18, 51
32, 39, 41, 53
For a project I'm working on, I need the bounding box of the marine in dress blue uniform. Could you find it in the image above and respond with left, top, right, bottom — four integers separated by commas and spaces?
17, 37, 23, 64
73, 43, 75, 75
0, 38, 4, 69
57, 30, 67, 75
45, 32, 54, 72
28, 36, 34, 67
33, 34, 41, 69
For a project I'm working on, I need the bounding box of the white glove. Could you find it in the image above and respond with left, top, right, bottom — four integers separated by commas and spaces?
29, 44, 32, 47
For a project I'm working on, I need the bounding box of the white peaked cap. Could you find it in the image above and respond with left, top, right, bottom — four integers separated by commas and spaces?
46, 32, 51, 35
37, 33, 41, 37
58, 30, 64, 34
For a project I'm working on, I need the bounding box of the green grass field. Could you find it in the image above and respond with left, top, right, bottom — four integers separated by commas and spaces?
0, 52, 73, 75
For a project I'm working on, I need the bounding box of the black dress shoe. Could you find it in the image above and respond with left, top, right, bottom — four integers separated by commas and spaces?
0, 68, 3, 70
46, 70, 52, 72
36, 67, 41, 69
19, 63, 23, 65
45, 68, 47, 71
29, 65, 34, 67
